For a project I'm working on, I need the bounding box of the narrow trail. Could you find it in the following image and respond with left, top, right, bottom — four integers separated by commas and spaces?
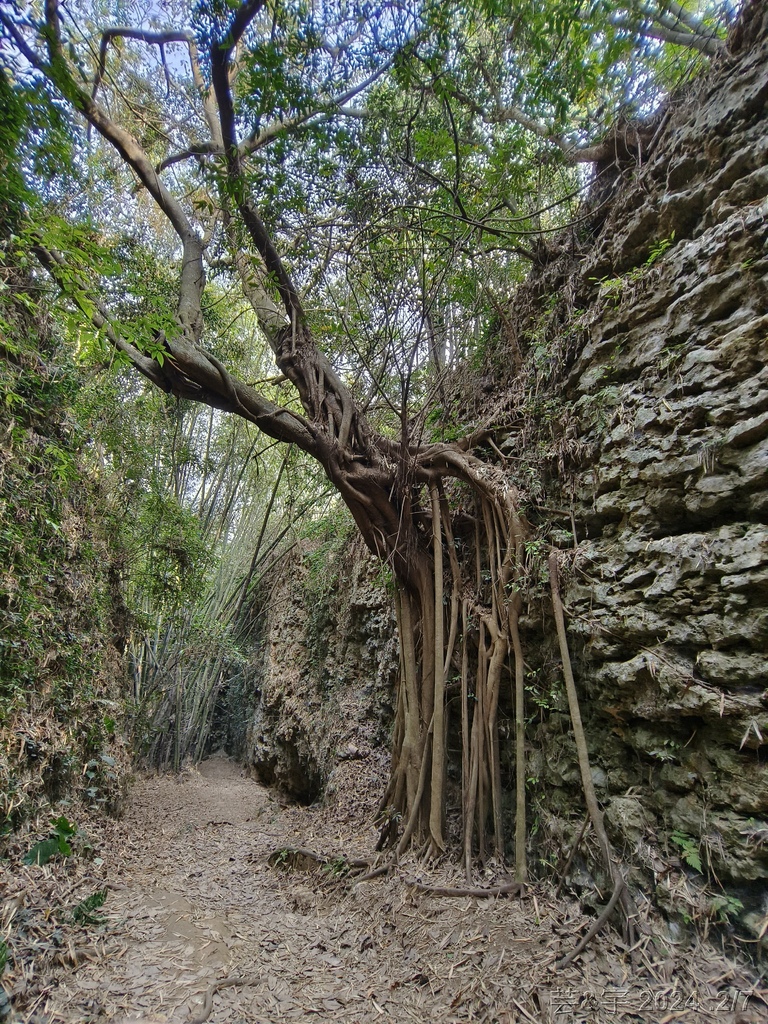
26, 755, 765, 1024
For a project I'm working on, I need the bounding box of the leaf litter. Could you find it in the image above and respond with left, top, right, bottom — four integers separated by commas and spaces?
2, 752, 766, 1024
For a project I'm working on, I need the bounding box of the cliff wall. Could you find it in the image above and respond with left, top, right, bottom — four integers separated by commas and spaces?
231, 532, 397, 808
510, 0, 768, 938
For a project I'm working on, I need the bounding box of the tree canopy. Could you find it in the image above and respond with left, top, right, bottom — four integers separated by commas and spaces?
0, 0, 731, 453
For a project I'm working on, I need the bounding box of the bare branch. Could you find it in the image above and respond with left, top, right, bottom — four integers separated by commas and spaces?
0, 10, 43, 67
92, 28, 195, 103
93, 24, 223, 167
647, 0, 726, 41
205, 2, 373, 457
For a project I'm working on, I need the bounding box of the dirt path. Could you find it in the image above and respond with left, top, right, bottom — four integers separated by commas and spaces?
7, 755, 767, 1024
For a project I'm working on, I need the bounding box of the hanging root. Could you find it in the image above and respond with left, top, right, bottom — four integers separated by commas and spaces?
397, 715, 434, 857
556, 872, 625, 970
509, 591, 527, 882
548, 551, 645, 961
429, 483, 447, 854
382, 486, 531, 884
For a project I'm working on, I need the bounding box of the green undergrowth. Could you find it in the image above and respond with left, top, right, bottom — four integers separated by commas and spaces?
0, 83, 131, 835
0, 289, 131, 836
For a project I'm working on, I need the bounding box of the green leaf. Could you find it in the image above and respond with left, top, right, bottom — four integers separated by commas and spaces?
670, 830, 702, 872
23, 837, 61, 866
21, 817, 80, 862
71, 889, 107, 925
52, 815, 77, 838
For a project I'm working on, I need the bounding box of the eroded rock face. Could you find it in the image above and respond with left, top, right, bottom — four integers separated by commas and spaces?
526, 0, 768, 936
236, 538, 397, 803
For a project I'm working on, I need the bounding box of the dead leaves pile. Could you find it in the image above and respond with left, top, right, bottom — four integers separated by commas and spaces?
1, 755, 767, 1024
1, 810, 127, 1022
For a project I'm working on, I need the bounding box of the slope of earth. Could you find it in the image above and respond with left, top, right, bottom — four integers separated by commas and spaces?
2, 755, 766, 1024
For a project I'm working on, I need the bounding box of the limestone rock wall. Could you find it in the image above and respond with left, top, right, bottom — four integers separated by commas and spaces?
232, 536, 397, 805
522, 0, 768, 936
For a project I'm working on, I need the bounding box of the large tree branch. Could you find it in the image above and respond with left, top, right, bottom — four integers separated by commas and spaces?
209, 1, 372, 455
91, 28, 195, 102
427, 83, 589, 165
157, 48, 392, 172
608, 13, 724, 56
92, 24, 224, 167
33, 243, 322, 455
240, 57, 395, 154
39, 0, 206, 344
211, 1, 306, 333
644, 0, 726, 43
446, 89, 666, 167
31, 245, 170, 392
434, 1, 724, 166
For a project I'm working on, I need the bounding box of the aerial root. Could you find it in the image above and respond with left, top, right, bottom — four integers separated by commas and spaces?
549, 551, 649, 958
556, 873, 625, 970
352, 864, 393, 882
406, 878, 524, 898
